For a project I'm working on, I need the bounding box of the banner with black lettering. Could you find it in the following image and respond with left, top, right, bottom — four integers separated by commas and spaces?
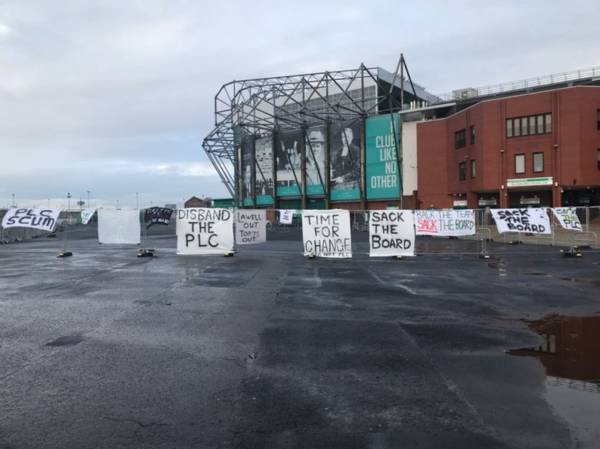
491, 208, 551, 234
80, 208, 96, 225
551, 208, 582, 232
176, 208, 234, 255
302, 209, 352, 258
369, 210, 415, 257
279, 209, 295, 225
97, 209, 141, 244
236, 209, 267, 245
1, 208, 60, 232
144, 207, 173, 228
415, 209, 476, 236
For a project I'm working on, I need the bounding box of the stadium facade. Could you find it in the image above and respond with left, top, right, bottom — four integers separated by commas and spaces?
203, 58, 600, 210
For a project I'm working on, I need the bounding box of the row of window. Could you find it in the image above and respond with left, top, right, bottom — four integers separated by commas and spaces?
506, 113, 551, 138
458, 153, 545, 181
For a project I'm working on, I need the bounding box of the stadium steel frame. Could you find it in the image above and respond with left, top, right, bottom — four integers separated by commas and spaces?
202, 57, 422, 204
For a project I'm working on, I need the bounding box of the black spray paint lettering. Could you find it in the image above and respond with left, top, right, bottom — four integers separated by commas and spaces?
185, 221, 219, 248
370, 211, 404, 223
371, 212, 412, 250
6, 209, 56, 229
498, 209, 546, 233
304, 213, 350, 256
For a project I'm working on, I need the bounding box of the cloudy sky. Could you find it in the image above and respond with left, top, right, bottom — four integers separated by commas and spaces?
1, 0, 598, 208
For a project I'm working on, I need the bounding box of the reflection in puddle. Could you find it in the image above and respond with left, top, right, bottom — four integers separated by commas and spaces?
509, 315, 600, 448
487, 258, 507, 276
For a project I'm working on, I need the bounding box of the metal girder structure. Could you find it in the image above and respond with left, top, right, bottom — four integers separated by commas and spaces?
202, 62, 429, 199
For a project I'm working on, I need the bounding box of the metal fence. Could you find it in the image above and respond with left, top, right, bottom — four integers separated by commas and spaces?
1, 207, 599, 256
265, 207, 600, 254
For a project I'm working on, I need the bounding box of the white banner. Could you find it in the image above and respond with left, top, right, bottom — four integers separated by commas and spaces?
1, 208, 61, 232
236, 209, 267, 245
80, 208, 96, 225
369, 210, 415, 257
97, 209, 141, 244
439, 209, 476, 236
279, 209, 295, 225
491, 208, 551, 234
302, 209, 352, 258
415, 209, 476, 236
176, 208, 234, 255
551, 208, 582, 232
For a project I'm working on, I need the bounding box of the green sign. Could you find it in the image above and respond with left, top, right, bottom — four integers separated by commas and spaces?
365, 114, 401, 200
256, 195, 273, 206
506, 177, 553, 188
330, 187, 360, 201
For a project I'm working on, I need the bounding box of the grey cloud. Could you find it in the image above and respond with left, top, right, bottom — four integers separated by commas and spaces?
1, 0, 599, 206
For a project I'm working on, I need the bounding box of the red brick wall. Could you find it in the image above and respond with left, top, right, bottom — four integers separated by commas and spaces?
417, 86, 600, 208
417, 119, 451, 208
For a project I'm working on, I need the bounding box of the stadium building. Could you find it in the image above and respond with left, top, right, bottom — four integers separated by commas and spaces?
203, 58, 600, 209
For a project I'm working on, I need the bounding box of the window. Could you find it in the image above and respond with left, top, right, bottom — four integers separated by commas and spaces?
597, 149, 600, 170
515, 154, 525, 174
470, 125, 475, 145
455, 129, 466, 149
506, 119, 513, 137
521, 117, 529, 136
458, 162, 466, 181
536, 115, 544, 134
545, 113, 552, 134
529, 116, 536, 135
533, 152, 544, 173
514, 118, 521, 137
471, 159, 477, 178
597, 110, 600, 131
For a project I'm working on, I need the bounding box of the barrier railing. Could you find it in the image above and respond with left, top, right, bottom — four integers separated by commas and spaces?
2, 207, 599, 256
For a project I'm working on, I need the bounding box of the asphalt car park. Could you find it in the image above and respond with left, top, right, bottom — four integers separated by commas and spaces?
0, 230, 599, 449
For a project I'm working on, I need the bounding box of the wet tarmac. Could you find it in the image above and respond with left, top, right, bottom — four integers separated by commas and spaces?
0, 230, 599, 448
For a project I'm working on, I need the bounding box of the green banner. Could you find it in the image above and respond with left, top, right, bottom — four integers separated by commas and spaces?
365, 114, 401, 200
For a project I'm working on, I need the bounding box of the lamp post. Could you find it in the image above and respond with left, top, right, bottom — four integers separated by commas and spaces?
58, 192, 74, 257
67, 193, 71, 224
86, 190, 91, 208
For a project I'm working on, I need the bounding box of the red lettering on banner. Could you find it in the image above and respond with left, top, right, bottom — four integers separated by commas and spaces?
417, 219, 438, 233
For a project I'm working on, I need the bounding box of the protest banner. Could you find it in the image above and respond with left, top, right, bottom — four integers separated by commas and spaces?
491, 208, 551, 234
415, 209, 476, 236
143, 207, 173, 228
80, 208, 96, 225
369, 210, 415, 257
438, 209, 476, 236
279, 209, 295, 225
97, 209, 141, 244
551, 208, 583, 231
236, 209, 267, 244
1, 208, 60, 232
176, 208, 234, 255
302, 209, 352, 258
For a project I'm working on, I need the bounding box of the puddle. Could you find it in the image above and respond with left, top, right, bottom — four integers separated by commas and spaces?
487, 258, 507, 276
46, 334, 85, 347
524, 272, 600, 288
509, 314, 600, 448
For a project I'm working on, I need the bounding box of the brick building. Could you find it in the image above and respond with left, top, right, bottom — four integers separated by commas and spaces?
417, 86, 600, 209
